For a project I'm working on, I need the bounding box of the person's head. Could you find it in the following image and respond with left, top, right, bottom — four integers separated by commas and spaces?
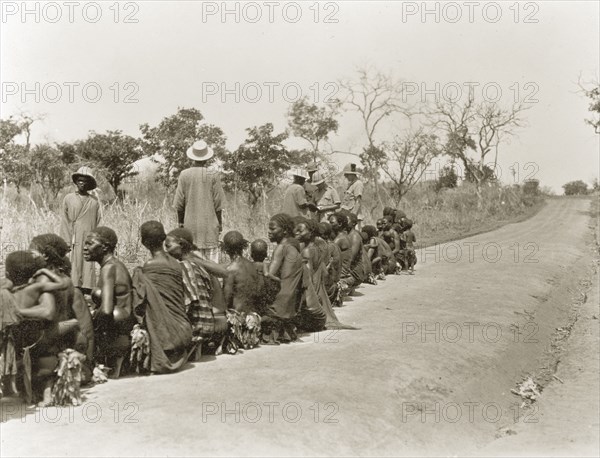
376, 218, 386, 233
222, 230, 249, 258
343, 163, 360, 184
83, 227, 118, 263
382, 215, 394, 231
268, 213, 294, 243
140, 221, 166, 251
186, 140, 214, 165
294, 217, 317, 244
360, 231, 369, 244
306, 162, 319, 178
329, 212, 348, 234
71, 167, 97, 193
165, 228, 196, 260
29, 233, 71, 274
290, 168, 308, 186
311, 171, 327, 191
383, 206, 394, 218
317, 222, 332, 241
5, 251, 46, 287
250, 239, 268, 262
345, 211, 358, 230
403, 219, 413, 230
362, 225, 378, 239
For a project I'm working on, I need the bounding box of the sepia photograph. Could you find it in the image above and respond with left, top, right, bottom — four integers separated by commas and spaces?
0, 1, 598, 456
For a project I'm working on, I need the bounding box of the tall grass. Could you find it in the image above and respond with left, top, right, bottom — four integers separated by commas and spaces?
0, 175, 542, 275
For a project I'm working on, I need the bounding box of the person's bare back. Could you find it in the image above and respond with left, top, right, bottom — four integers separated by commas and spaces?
225, 256, 262, 313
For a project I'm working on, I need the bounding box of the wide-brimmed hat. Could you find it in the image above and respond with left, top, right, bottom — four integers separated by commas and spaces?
343, 163, 360, 176
72, 166, 97, 189
306, 161, 319, 173
311, 171, 326, 186
289, 168, 309, 180
186, 140, 214, 162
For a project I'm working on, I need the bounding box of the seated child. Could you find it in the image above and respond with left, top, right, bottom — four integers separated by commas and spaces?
223, 231, 263, 315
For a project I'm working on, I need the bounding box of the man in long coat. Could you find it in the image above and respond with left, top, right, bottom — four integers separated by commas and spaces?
60, 166, 100, 292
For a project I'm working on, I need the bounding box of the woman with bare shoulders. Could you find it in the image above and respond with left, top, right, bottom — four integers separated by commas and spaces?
261, 213, 304, 344
83, 227, 135, 378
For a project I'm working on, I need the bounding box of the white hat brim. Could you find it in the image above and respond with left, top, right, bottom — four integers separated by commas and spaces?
186, 146, 214, 162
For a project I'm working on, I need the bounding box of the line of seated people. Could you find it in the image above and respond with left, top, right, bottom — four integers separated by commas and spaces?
0, 207, 415, 406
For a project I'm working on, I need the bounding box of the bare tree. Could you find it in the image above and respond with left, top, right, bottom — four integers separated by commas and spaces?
432, 93, 528, 204
378, 129, 442, 204
337, 67, 413, 212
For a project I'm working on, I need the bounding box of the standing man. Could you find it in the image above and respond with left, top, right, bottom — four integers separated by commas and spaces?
281, 169, 316, 217
174, 140, 225, 263
304, 161, 319, 220
60, 166, 101, 293
341, 163, 364, 229
311, 171, 341, 222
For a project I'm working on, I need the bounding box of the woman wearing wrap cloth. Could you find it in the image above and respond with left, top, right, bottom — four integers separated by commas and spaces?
83, 227, 135, 378
293, 218, 356, 331
317, 222, 343, 307
328, 212, 354, 297
131, 221, 193, 374
164, 227, 229, 358
261, 213, 303, 344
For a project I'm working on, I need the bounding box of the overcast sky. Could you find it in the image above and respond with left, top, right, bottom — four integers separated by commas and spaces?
1, 1, 598, 192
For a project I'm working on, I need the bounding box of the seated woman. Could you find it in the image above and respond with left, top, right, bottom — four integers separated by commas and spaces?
262, 213, 304, 344
3, 251, 68, 405
165, 228, 228, 357
363, 225, 395, 278
294, 218, 355, 331
30, 234, 94, 377
131, 221, 193, 374
339, 211, 366, 292
328, 212, 352, 299
317, 222, 342, 307
83, 227, 135, 378
1, 258, 69, 400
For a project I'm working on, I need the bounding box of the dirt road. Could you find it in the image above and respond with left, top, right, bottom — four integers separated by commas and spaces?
1, 198, 598, 457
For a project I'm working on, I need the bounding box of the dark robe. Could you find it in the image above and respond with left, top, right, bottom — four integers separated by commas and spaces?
131, 263, 193, 373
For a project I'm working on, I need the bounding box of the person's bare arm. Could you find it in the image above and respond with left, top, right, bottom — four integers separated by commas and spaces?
392, 230, 400, 255
223, 264, 237, 309
98, 264, 116, 317
16, 275, 57, 321
266, 244, 284, 282
191, 252, 230, 278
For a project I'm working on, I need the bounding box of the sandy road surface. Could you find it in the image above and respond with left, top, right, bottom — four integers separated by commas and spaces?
1, 198, 598, 457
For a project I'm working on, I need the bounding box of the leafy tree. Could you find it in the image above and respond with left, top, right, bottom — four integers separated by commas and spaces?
376, 129, 441, 203
562, 180, 588, 195
222, 123, 307, 208
435, 165, 459, 192
29, 144, 70, 198
140, 107, 227, 188
287, 97, 339, 161
0, 116, 37, 193
75, 130, 142, 193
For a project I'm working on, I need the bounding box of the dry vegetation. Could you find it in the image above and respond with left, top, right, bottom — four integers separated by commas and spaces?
0, 173, 544, 275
